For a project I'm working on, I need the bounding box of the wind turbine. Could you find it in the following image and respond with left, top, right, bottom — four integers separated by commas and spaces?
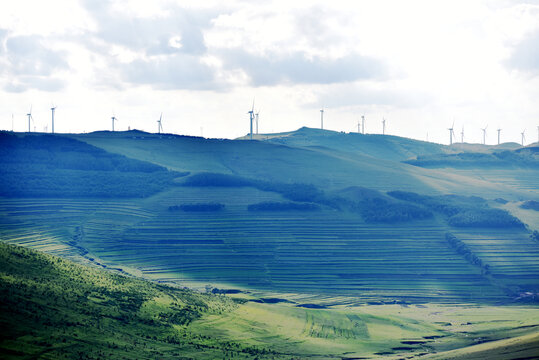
357, 119, 361, 133
157, 113, 163, 134
521, 129, 526, 146
481, 124, 488, 145
362, 115, 366, 134
382, 117, 386, 135
26, 106, 33, 132
461, 125, 464, 143
111, 115, 118, 132
255, 109, 260, 134
320, 108, 324, 130
248, 100, 255, 139
50, 104, 56, 134
448, 121, 455, 145
497, 128, 501, 145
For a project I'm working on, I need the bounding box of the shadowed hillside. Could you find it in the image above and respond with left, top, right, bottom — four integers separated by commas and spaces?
0, 132, 187, 198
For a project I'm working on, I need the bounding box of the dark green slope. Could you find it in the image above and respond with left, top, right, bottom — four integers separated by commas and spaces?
0, 242, 276, 359
405, 146, 539, 169
0, 132, 186, 198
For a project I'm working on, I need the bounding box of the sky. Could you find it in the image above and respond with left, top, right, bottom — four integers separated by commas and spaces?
0, 0, 538, 145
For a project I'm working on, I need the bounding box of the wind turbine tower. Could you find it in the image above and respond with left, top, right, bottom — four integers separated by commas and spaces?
481, 125, 488, 145
249, 103, 254, 139
461, 126, 464, 143
50, 105, 56, 134
320, 109, 324, 130
157, 113, 163, 134
362, 115, 366, 134
448, 122, 455, 145
521, 129, 526, 146
111, 115, 118, 132
382, 117, 386, 135
497, 128, 501, 145
26, 106, 32, 132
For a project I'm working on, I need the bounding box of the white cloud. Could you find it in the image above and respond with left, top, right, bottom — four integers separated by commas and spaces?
0, 0, 538, 145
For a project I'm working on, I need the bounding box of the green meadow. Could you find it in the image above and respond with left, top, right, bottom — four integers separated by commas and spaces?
0, 129, 538, 358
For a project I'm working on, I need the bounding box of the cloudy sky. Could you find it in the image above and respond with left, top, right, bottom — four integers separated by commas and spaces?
0, 0, 538, 144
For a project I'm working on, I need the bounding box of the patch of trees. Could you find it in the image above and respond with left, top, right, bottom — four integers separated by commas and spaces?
247, 201, 320, 212
169, 203, 225, 212
0, 166, 179, 198
388, 191, 523, 228
354, 197, 433, 223
520, 200, 539, 211
530, 231, 539, 243
404, 149, 539, 168
333, 187, 433, 223
0, 133, 187, 198
448, 208, 525, 228
182, 172, 324, 202
0, 132, 169, 173
446, 233, 490, 274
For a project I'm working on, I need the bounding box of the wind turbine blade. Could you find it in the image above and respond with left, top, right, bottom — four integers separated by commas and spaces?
251, 98, 255, 112
160, 112, 162, 121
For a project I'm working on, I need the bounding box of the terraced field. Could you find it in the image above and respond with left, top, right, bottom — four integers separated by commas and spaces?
2, 185, 522, 304
0, 198, 154, 265
451, 228, 539, 294
452, 169, 539, 195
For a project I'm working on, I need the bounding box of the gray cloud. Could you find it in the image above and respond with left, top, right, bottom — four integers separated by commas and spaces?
82, 0, 214, 56
79, 1, 225, 90
120, 54, 217, 90
506, 29, 539, 75
220, 50, 386, 86
0, 35, 68, 92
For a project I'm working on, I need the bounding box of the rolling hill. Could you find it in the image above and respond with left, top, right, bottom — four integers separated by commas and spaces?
1, 129, 538, 358
2, 241, 539, 360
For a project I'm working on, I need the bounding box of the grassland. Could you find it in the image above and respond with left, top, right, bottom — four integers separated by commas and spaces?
0, 241, 276, 359
2, 241, 538, 359
1, 129, 539, 358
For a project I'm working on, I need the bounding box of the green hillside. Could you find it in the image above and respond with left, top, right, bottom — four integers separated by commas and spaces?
2, 241, 539, 359
0, 241, 274, 359
1, 129, 539, 358
0, 132, 187, 198
1, 130, 538, 305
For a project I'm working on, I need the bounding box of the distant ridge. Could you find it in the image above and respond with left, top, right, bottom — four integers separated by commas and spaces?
259, 126, 447, 161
